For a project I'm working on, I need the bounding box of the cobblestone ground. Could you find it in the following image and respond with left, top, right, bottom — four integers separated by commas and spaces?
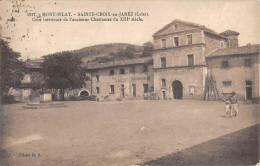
0, 100, 259, 166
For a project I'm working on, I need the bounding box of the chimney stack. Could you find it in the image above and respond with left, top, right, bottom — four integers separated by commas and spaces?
219, 30, 240, 48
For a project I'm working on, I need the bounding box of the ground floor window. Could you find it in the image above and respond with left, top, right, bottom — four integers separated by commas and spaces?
96, 87, 100, 94
189, 86, 195, 95
110, 85, 114, 94
143, 84, 148, 93
223, 81, 231, 86
132, 84, 136, 97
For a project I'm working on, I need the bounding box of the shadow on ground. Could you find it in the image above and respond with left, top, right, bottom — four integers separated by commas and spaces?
0, 109, 10, 166
141, 124, 259, 166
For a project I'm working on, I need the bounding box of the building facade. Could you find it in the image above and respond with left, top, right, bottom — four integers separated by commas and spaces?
206, 44, 260, 103
152, 19, 231, 100
85, 57, 153, 101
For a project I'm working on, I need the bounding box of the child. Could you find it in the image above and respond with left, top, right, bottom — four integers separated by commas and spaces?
225, 100, 231, 118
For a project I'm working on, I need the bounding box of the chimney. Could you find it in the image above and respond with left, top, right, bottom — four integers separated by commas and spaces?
219, 30, 240, 48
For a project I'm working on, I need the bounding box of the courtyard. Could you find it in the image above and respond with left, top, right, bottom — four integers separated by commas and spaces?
0, 100, 259, 166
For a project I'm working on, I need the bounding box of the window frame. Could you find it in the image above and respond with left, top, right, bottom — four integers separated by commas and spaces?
161, 78, 166, 87
161, 57, 166, 68
221, 61, 229, 69
119, 69, 125, 75
110, 85, 115, 94
130, 65, 135, 73
109, 69, 115, 76
244, 59, 252, 67
223, 81, 232, 86
187, 54, 195, 66
161, 38, 166, 48
174, 36, 179, 47
96, 75, 99, 82
187, 34, 193, 45
143, 84, 148, 93
96, 87, 100, 94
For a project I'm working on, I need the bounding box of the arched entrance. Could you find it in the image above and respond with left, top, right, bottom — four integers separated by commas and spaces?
172, 80, 183, 99
79, 90, 89, 97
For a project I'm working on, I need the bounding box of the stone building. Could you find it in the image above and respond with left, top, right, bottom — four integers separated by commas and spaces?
85, 57, 153, 101
206, 44, 260, 103
152, 19, 230, 100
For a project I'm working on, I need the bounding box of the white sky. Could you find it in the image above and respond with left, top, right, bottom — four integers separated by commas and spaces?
1, 0, 259, 60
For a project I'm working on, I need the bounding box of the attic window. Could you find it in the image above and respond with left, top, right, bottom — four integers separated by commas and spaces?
174, 24, 178, 31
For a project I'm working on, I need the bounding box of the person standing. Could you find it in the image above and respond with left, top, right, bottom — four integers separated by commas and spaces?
229, 92, 239, 118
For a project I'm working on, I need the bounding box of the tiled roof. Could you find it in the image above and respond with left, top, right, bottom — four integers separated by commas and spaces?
83, 56, 153, 69
219, 30, 240, 36
206, 44, 260, 58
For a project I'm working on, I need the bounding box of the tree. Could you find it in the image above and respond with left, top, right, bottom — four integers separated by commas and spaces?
0, 38, 26, 101
41, 52, 86, 100
142, 42, 153, 57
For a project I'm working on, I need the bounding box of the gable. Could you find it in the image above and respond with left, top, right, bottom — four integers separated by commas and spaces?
153, 19, 203, 37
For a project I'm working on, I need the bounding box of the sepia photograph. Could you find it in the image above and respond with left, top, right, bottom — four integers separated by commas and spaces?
0, 0, 259, 165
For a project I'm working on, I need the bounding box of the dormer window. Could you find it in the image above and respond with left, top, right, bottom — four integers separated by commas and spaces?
174, 24, 178, 31
162, 39, 166, 48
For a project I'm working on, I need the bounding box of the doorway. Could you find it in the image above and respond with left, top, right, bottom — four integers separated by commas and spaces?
172, 80, 183, 99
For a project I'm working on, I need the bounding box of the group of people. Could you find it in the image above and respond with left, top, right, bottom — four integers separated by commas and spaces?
225, 92, 239, 118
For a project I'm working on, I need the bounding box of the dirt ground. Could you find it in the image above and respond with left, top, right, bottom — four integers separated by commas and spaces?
0, 100, 259, 166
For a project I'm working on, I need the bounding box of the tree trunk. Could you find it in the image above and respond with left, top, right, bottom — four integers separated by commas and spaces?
61, 88, 65, 100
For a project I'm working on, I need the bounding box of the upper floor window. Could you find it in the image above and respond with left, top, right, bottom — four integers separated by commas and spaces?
130, 65, 135, 73
110, 70, 115, 76
245, 81, 252, 85
187, 54, 194, 66
174, 37, 179, 47
161, 79, 166, 86
187, 34, 192, 45
223, 81, 231, 86
245, 59, 252, 67
96, 75, 99, 82
174, 24, 178, 31
161, 57, 166, 68
162, 39, 166, 48
142, 65, 148, 72
119, 69, 125, 74
221, 61, 229, 68
110, 85, 114, 94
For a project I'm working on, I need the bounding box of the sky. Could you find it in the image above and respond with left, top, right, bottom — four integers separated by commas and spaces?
0, 0, 259, 60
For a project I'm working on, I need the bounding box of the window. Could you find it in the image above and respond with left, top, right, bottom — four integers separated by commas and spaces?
187, 54, 194, 66
220, 42, 224, 48
245, 81, 252, 85
223, 81, 231, 86
174, 37, 179, 47
221, 61, 229, 68
245, 59, 252, 67
96, 87, 100, 94
161, 57, 166, 68
189, 86, 195, 95
174, 24, 178, 31
187, 34, 192, 45
110, 70, 115, 75
110, 85, 114, 94
162, 39, 166, 48
142, 65, 148, 72
96, 75, 99, 82
161, 79, 166, 86
130, 65, 135, 73
143, 84, 148, 93
120, 69, 125, 74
